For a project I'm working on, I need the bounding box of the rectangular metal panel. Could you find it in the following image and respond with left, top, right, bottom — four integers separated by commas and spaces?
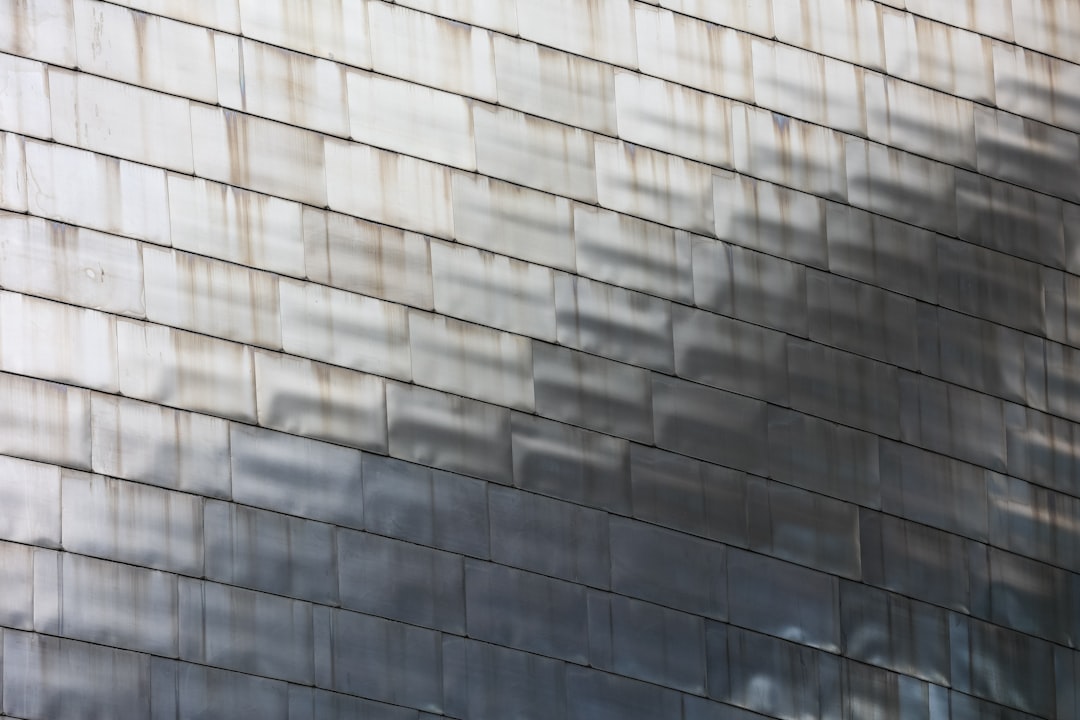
0, 542, 34, 629
1005, 403, 1080, 498
72, 0, 217, 103
595, 136, 715, 236
954, 615, 1056, 717
386, 381, 511, 484
0, 52, 51, 137
660, 0, 772, 36
253, 350, 387, 452
614, 69, 731, 168
109, 0, 238, 33
118, 319, 257, 423
465, 559, 588, 663
143, 246, 281, 349
368, 1, 495, 101
168, 173, 305, 277
691, 236, 808, 337
773, 0, 884, 69
906, 0, 1013, 43
362, 453, 489, 558
841, 660, 931, 720
566, 664, 682, 720
609, 515, 726, 619
310, 687, 420, 720
304, 207, 433, 309
517, 0, 637, 68
728, 547, 840, 652
396, 0, 518, 35
25, 139, 170, 246
510, 411, 631, 514
713, 171, 829, 270
338, 529, 464, 633
191, 104, 326, 208
994, 41, 1080, 134
324, 136, 453, 239
204, 499, 337, 605
0, 0, 76, 66
0, 214, 144, 317
238, 0, 368, 69
0, 455, 59, 547
573, 203, 694, 304
59, 552, 178, 657
451, 637, 568, 720
173, 661, 288, 720
975, 104, 1080, 204
409, 310, 534, 411
347, 69, 474, 170
489, 484, 609, 588
49, 68, 192, 172
0, 131, 26, 213
0, 371, 91, 470
495, 35, 616, 135
62, 469, 203, 576
988, 547, 1078, 646
230, 422, 363, 528
329, 608, 443, 712
279, 278, 411, 381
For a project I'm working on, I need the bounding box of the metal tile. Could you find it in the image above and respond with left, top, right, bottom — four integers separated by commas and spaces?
386, 381, 511, 484
0, 0, 76, 66
0, 131, 26, 213
338, 529, 464, 633
32, 546, 59, 634
0, 370, 91, 471
362, 452, 490, 558
988, 472, 1080, 573
395, 0, 518, 35
489, 484, 609, 588
304, 207, 433, 310
610, 515, 726, 619
994, 40, 1080, 134
310, 687, 419, 720
118, 319, 257, 423
1005, 403, 1080, 499
175, 658, 289, 720
565, 663, 683, 720
279, 278, 411, 381
109, 0, 239, 33
204, 499, 337, 605
0, 541, 33, 630
906, 0, 1013, 44
510, 411, 631, 514
953, 614, 1056, 717
772, 0, 884, 69
516, 0, 637, 68
238, 0, 368, 69
253, 349, 387, 453
988, 546, 1079, 646
660, 0, 773, 39
979, 106, 1080, 204
452, 637, 568, 720
0, 455, 59, 548
841, 660, 931, 720
0, 52, 51, 137
62, 469, 203, 576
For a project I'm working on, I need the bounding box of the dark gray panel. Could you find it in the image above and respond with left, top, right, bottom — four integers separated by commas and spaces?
988, 547, 1079, 646
310, 688, 420, 720
362, 453, 490, 558
510, 412, 631, 514
338, 529, 464, 633
841, 660, 930, 720
0, 454, 60, 548
988, 473, 1080, 573
652, 373, 767, 476
1056, 645, 1080, 720
2, 630, 150, 720
230, 423, 364, 529
532, 342, 653, 444
673, 304, 789, 405
629, 444, 749, 547
683, 695, 773, 720
747, 479, 861, 579
1005, 403, 1080, 496
588, 592, 706, 693
767, 406, 881, 508
0, 542, 32, 630
203, 500, 337, 605
1047, 340, 1080, 423
453, 638, 568, 720
489, 485, 609, 588
386, 382, 513, 484
465, 560, 588, 663
879, 440, 991, 542
565, 665, 682, 720
839, 581, 950, 684
946, 690, 1042, 720
788, 338, 900, 440
727, 548, 840, 652
175, 661, 289, 720
610, 516, 727, 619
330, 608, 443, 713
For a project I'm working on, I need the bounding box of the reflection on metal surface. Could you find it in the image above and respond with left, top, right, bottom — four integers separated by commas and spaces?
0, 0, 1078, 718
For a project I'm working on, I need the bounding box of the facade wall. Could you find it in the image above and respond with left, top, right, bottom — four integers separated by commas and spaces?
1, 0, 1079, 718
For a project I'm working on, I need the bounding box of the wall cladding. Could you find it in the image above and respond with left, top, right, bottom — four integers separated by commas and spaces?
1, 0, 1079, 718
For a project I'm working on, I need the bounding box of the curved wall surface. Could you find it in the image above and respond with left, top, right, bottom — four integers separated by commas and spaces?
1, 0, 1079, 718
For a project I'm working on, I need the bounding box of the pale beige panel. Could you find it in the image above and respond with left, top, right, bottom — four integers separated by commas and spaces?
906, 0, 1014, 43
215, 36, 349, 137
239, 0, 370, 69
473, 105, 596, 204
494, 35, 617, 136
0, 53, 51, 137
993, 41, 1080, 134
0, 0, 75, 66
0, 291, 118, 393
1013, 0, 1080, 65
253, 349, 387, 453
142, 246, 282, 349
108, 0, 239, 33
278, 278, 412, 382
346, 70, 475, 171
395, 0, 518, 35
368, 1, 496, 101
0, 132, 26, 213
516, 0, 637, 68
614, 69, 733, 169
0, 371, 91, 471
190, 104, 327, 208
772, 0, 884, 70
660, 0, 773, 37
48, 68, 193, 173
595, 137, 716, 236
73, 0, 218, 103
117, 319, 257, 423
167, 174, 306, 278
0, 212, 144, 317
24, 140, 170, 246
636, 4, 754, 104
